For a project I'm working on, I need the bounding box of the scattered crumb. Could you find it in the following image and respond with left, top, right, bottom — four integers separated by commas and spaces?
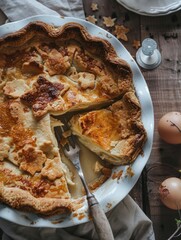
91, 3, 98, 11
51, 219, 64, 224
114, 24, 130, 41
132, 40, 141, 49
126, 166, 134, 177
106, 202, 112, 209
101, 167, 112, 177
72, 212, 78, 218
86, 15, 97, 24
94, 161, 104, 173
94, 161, 112, 177
73, 212, 86, 220
88, 175, 109, 191
78, 212, 85, 220
112, 169, 123, 180
103, 16, 116, 27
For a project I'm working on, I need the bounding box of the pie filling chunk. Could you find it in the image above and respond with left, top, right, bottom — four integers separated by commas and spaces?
0, 21, 147, 216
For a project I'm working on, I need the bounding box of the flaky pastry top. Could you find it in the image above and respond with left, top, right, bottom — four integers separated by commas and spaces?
0, 21, 133, 118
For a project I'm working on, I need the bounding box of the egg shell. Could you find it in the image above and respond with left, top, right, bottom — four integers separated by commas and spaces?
159, 177, 181, 210
158, 112, 181, 144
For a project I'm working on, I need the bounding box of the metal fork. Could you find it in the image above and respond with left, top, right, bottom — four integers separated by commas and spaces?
55, 123, 114, 240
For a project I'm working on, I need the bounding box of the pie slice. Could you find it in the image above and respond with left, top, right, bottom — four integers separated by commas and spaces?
0, 99, 80, 215
70, 91, 147, 165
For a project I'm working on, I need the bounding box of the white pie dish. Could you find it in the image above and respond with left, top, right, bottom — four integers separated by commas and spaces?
0, 15, 154, 228
116, 0, 181, 16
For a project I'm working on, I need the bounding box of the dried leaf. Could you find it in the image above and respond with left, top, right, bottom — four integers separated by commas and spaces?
103, 17, 116, 28
91, 3, 98, 11
86, 15, 97, 24
132, 40, 141, 49
114, 24, 130, 41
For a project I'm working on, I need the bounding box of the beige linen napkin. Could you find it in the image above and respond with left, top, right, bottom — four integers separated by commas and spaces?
0, 1, 155, 239
0, 0, 85, 21
0, 196, 154, 240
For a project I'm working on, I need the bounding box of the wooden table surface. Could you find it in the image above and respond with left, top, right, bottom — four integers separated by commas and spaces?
0, 1, 180, 240
83, 1, 181, 239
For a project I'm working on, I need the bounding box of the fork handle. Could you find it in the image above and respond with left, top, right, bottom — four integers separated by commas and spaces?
87, 194, 114, 240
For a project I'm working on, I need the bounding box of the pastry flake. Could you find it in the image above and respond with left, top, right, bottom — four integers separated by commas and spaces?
86, 15, 97, 24
114, 24, 130, 41
103, 17, 116, 27
91, 3, 98, 11
132, 39, 141, 49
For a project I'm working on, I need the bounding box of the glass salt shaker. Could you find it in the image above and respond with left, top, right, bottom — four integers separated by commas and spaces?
136, 38, 161, 69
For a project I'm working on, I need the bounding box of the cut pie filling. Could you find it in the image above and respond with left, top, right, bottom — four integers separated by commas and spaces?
0, 22, 147, 216
70, 91, 147, 165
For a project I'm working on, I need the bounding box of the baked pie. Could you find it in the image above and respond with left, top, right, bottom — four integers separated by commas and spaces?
0, 21, 147, 216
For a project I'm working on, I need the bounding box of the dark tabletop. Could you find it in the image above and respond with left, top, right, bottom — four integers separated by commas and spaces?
83, 1, 181, 240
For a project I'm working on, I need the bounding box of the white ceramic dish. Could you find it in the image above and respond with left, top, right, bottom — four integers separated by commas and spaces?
0, 15, 154, 228
116, 0, 181, 16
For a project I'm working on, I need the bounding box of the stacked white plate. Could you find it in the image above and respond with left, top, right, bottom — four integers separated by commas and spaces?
116, 0, 181, 16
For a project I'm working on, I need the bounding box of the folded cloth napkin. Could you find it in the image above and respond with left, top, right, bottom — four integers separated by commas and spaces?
0, 196, 154, 240
0, 0, 85, 21
0, 1, 155, 239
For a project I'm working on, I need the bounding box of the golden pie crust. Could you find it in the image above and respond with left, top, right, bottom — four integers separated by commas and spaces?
0, 21, 146, 216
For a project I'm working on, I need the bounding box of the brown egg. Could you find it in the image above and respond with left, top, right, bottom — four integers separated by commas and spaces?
159, 177, 181, 210
158, 112, 181, 144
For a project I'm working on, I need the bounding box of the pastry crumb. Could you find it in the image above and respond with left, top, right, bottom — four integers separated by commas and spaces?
86, 15, 97, 24
132, 40, 141, 49
114, 24, 130, 41
112, 169, 123, 180
94, 161, 104, 173
103, 16, 116, 27
91, 3, 98, 11
126, 166, 134, 177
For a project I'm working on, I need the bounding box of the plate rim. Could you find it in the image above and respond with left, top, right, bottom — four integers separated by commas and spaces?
0, 15, 154, 228
116, 0, 181, 16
